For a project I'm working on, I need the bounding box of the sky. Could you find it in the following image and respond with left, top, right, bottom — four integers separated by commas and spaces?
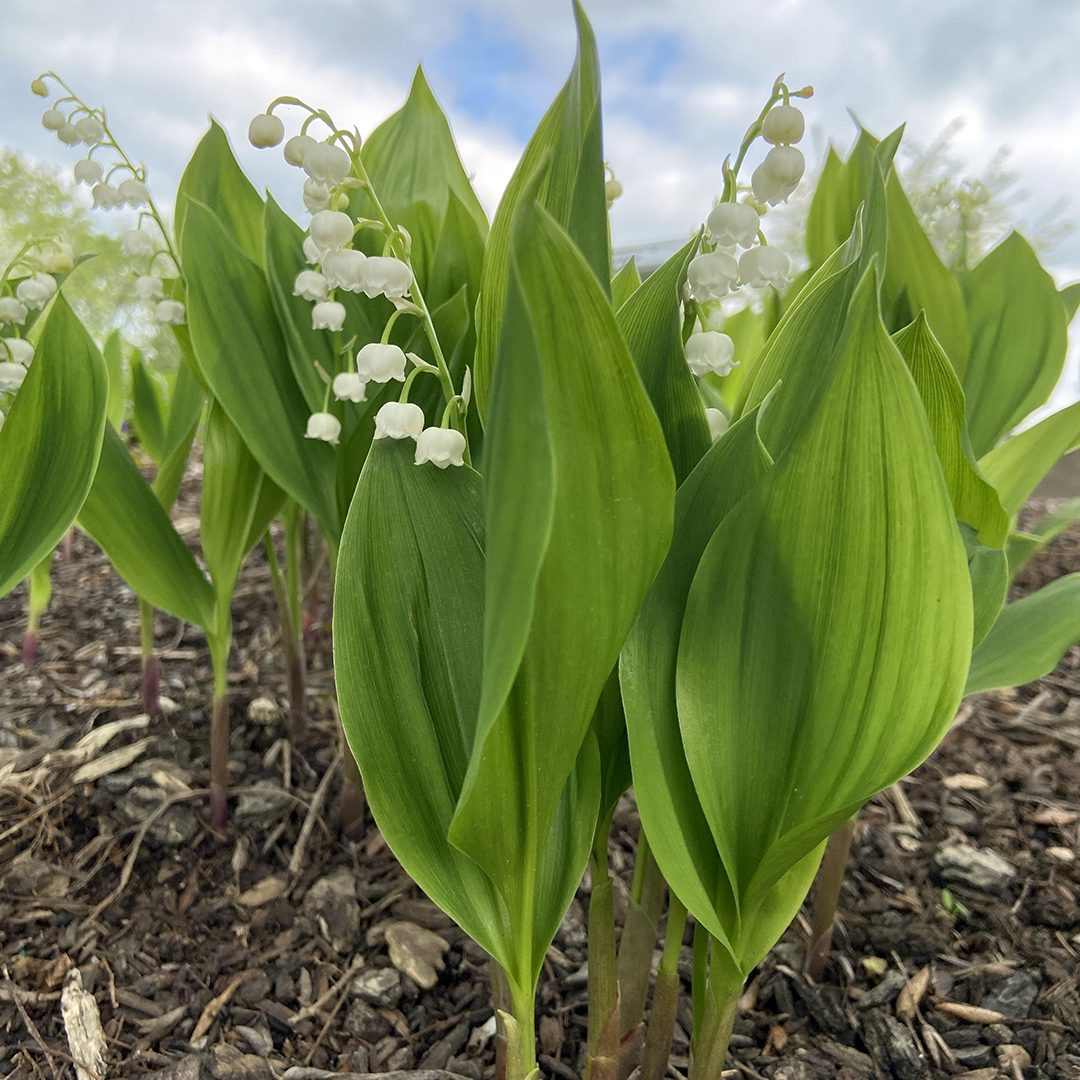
2, 0, 1079, 417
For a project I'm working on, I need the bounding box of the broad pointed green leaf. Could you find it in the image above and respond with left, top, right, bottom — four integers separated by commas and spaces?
611, 257, 641, 310
102, 330, 128, 430
1009, 496, 1080, 576
130, 355, 166, 463
966, 573, 1080, 694
962, 232, 1068, 456
979, 401, 1080, 516
804, 147, 844, 267
0, 294, 108, 597
1061, 281, 1080, 323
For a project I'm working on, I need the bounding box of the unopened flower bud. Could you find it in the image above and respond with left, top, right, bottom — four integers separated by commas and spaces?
305, 411, 341, 445
356, 342, 407, 383
293, 269, 329, 302
74, 116, 104, 145
303, 141, 351, 184
41, 108, 66, 131
121, 228, 156, 257
751, 145, 805, 206
707, 202, 760, 248
0, 361, 27, 391
739, 245, 791, 288
373, 400, 425, 441
284, 134, 317, 167
321, 248, 367, 292
309, 210, 354, 254
761, 104, 805, 146
687, 250, 740, 301
154, 299, 186, 325
248, 112, 285, 149
312, 300, 346, 331
43, 242, 73, 274
705, 407, 729, 441
685, 330, 736, 377
605, 178, 623, 206
30, 78, 49, 97
135, 275, 164, 300
117, 178, 149, 207
360, 256, 412, 299
332, 372, 367, 403
73, 158, 103, 185
415, 426, 466, 468
2, 338, 34, 366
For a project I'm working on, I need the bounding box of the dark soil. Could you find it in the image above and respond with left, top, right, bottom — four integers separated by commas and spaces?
1, 481, 1078, 1080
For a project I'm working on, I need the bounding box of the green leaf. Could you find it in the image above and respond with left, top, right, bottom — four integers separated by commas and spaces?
181, 199, 341, 539
473, 0, 607, 418
176, 119, 266, 266
965, 535, 1008, 647
979, 401, 1080, 516
962, 232, 1068, 456
161, 360, 205, 461
78, 425, 215, 628
1061, 281, 1080, 323
103, 330, 128, 430
892, 314, 1008, 546
804, 147, 844, 267
1008, 496, 1080, 576
611, 257, 641, 310
966, 573, 1080, 694
678, 270, 971, 916
616, 237, 710, 482
129, 355, 166, 463
447, 196, 674, 990
0, 294, 108, 598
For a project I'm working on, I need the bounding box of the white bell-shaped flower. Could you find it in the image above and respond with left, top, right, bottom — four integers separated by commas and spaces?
74, 116, 105, 145
303, 141, 351, 185
303, 235, 321, 264
332, 372, 367, 403
91, 182, 122, 210
412, 425, 464, 468
308, 210, 354, 255
15, 274, 55, 311
57, 123, 81, 146
135, 275, 164, 301
3, 338, 34, 366
312, 300, 346, 331
685, 331, 736, 377
356, 342, 407, 383
373, 401, 425, 441
705, 408, 729, 441
687, 250, 740, 301
706, 202, 760, 249
117, 178, 149, 208
739, 245, 791, 288
73, 158, 103, 186
305, 411, 341, 445
155, 299, 186, 325
248, 112, 285, 149
284, 134, 317, 167
293, 269, 329, 302
42, 108, 66, 131
44, 242, 74, 274
359, 256, 412, 299
761, 104, 805, 146
121, 229, 156, 257
303, 178, 332, 213
751, 145, 805, 206
414, 426, 466, 468
0, 297, 29, 324
321, 248, 367, 292
0, 361, 27, 392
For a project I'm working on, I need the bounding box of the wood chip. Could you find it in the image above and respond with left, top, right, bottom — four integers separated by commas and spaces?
896, 965, 931, 1021
72, 737, 151, 783
1046, 846, 1075, 863
935, 1001, 1005, 1024
1027, 807, 1078, 826
60, 969, 106, 1080
238, 874, 288, 908
943, 773, 989, 791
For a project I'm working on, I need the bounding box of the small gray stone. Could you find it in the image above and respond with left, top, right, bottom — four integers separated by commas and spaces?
234, 781, 292, 825
115, 784, 197, 846
982, 971, 1039, 1018
149, 1057, 204, 1080
342, 999, 391, 1042
351, 966, 402, 1007
303, 870, 360, 952
208, 1045, 273, 1080
385, 920, 449, 990
934, 844, 1016, 891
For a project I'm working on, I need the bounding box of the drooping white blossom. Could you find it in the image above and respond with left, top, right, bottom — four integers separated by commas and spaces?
293, 269, 329, 302
305, 411, 341, 445
73, 158, 103, 186
15, 274, 56, 311
0, 297, 29, 324
135, 275, 165, 301
373, 401, 425, 441
739, 245, 791, 289
91, 182, 122, 210
303, 178, 332, 213
303, 236, 321, 264
121, 229, 157, 257
57, 123, 81, 146
117, 178, 149, 208
2, 338, 34, 366
332, 372, 367, 403
0, 362, 27, 392
360, 256, 412, 300
154, 299, 186, 325
248, 112, 285, 149
308, 210, 354, 255
751, 145, 805, 206
761, 104, 805, 146
312, 300, 346, 331
321, 248, 367, 292
685, 330, 736, 377
705, 407, 729, 441
706, 202, 760, 249
687, 250, 740, 301
41, 108, 66, 131
356, 342, 407, 383
284, 134, 317, 167
74, 116, 105, 145
415, 426, 466, 468
303, 141, 351, 185
605, 178, 623, 207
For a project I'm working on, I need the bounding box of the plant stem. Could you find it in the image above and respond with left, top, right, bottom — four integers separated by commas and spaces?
586, 817, 620, 1080
22, 554, 52, 666
138, 597, 159, 718
506, 979, 538, 1080
265, 527, 306, 739
640, 894, 687, 1080
618, 832, 666, 1045
805, 814, 857, 981
690, 980, 742, 1080
208, 638, 230, 829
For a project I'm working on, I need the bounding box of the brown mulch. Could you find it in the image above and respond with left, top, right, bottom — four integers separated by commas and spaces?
1, 484, 1078, 1080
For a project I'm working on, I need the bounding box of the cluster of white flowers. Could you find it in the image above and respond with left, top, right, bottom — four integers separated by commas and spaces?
33, 73, 184, 327
682, 91, 809, 395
